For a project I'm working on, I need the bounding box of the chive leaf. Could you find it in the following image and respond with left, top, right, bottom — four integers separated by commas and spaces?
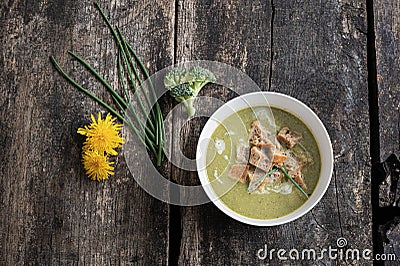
279, 167, 309, 199
248, 167, 279, 193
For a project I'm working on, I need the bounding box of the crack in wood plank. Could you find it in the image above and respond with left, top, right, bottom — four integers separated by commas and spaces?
268, 0, 275, 91
333, 168, 344, 237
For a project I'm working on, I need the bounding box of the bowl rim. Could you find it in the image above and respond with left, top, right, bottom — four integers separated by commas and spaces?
196, 91, 334, 226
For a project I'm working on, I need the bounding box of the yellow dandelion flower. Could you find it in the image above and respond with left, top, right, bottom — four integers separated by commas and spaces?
78, 112, 124, 156
82, 150, 114, 181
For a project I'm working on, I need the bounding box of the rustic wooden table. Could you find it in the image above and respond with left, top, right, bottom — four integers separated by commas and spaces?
1, 0, 399, 265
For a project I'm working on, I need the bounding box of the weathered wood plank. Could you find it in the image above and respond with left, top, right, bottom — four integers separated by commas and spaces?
374, 0, 400, 162
173, 1, 273, 264
0, 1, 174, 264
173, 0, 370, 265
270, 0, 371, 262
374, 0, 400, 261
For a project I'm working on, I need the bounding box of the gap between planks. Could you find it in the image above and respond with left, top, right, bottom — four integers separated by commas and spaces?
366, 0, 385, 262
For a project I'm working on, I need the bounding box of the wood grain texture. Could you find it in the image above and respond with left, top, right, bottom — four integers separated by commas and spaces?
0, 0, 382, 264
270, 0, 371, 259
374, 0, 400, 261
173, 0, 371, 265
374, 0, 400, 162
173, 0, 272, 264
0, 0, 174, 264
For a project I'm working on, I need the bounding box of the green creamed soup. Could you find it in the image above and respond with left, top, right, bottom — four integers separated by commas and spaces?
206, 107, 321, 219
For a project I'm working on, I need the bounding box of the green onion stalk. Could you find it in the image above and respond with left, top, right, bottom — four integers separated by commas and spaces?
50, 2, 165, 166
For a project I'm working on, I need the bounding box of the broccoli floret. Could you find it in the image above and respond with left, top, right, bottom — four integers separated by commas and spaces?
164, 66, 216, 117
164, 67, 186, 89
169, 83, 197, 116
186, 66, 215, 83
169, 83, 194, 100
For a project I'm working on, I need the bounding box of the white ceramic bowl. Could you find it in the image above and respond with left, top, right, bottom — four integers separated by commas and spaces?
196, 92, 333, 226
